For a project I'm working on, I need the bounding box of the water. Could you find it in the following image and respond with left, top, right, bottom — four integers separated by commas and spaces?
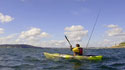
0, 47, 125, 70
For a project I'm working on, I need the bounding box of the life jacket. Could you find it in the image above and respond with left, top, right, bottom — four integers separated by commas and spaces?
79, 48, 83, 55
73, 47, 83, 55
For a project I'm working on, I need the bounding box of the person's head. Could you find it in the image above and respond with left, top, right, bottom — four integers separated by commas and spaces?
76, 44, 80, 47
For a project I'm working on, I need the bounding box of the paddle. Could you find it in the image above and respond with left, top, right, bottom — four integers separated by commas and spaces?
65, 35, 72, 51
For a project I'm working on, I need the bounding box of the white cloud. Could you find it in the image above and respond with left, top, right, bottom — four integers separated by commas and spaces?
15, 27, 51, 46
0, 13, 14, 23
0, 27, 66, 48
65, 25, 88, 42
40, 40, 66, 48
98, 38, 125, 47
107, 24, 118, 28
0, 34, 17, 44
0, 26, 88, 48
65, 25, 84, 31
0, 27, 54, 47
96, 39, 112, 47
1, 24, 125, 48
100, 24, 125, 47
40, 32, 50, 38
106, 24, 125, 37
0, 28, 4, 34
18, 27, 50, 39
106, 28, 123, 36
115, 33, 125, 36
19, 28, 41, 38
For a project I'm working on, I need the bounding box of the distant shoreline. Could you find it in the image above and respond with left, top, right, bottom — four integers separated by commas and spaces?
0, 44, 125, 49
0, 44, 43, 49
107, 46, 125, 49
107, 42, 125, 48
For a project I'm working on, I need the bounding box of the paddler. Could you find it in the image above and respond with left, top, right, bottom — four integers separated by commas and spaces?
70, 44, 83, 56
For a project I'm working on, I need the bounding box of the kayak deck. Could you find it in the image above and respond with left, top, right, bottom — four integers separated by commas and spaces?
43, 52, 103, 61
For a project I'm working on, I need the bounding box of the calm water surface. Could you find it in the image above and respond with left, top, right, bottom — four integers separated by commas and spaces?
0, 47, 125, 70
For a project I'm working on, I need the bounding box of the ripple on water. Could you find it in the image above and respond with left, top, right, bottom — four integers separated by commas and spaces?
23, 56, 41, 62
0, 48, 125, 70
99, 65, 118, 70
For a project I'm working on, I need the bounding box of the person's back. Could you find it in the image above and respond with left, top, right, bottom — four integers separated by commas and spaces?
71, 44, 83, 56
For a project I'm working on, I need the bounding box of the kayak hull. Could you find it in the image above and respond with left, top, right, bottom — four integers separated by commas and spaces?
43, 52, 103, 61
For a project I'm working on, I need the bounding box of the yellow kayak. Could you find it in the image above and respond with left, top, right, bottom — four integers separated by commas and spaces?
44, 52, 103, 61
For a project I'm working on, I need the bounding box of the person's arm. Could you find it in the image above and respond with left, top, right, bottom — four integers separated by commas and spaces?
73, 53, 76, 56
70, 45, 73, 51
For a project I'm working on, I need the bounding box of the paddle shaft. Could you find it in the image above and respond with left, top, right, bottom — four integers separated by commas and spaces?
65, 35, 72, 50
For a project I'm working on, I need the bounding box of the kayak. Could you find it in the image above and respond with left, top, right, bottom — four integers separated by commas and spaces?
43, 52, 103, 61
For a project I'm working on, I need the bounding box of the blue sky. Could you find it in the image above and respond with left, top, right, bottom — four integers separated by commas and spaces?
0, 0, 125, 47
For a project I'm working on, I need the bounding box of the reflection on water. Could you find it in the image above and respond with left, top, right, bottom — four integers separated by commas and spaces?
73, 61, 82, 70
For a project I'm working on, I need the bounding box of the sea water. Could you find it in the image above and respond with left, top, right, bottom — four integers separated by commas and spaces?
0, 47, 125, 70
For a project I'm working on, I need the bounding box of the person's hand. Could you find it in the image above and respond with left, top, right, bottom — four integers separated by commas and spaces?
70, 45, 72, 47
70, 45, 73, 51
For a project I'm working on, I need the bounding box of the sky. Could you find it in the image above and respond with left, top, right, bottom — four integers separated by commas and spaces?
0, 0, 125, 48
